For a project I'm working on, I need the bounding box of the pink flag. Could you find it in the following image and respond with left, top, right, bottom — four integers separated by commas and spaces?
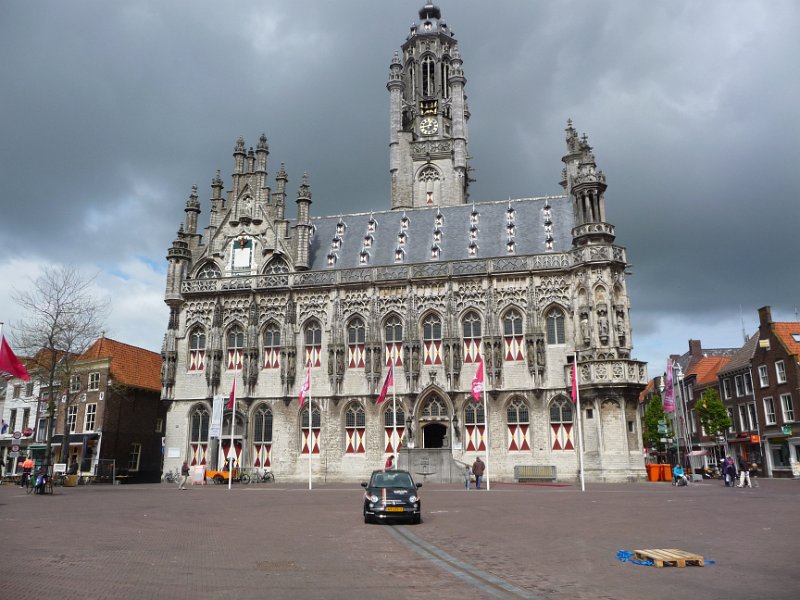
471, 354, 484, 402
570, 361, 578, 404
377, 363, 393, 404
663, 360, 675, 413
0, 336, 30, 382
299, 361, 311, 408
227, 377, 236, 409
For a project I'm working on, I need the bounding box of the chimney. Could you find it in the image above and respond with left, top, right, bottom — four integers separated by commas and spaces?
758, 306, 773, 328
688, 339, 702, 358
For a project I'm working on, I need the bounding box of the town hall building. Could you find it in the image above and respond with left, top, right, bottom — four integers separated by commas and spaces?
160, 3, 648, 483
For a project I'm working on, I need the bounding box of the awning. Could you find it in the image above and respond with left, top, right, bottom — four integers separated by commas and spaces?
51, 433, 100, 444
688, 450, 709, 456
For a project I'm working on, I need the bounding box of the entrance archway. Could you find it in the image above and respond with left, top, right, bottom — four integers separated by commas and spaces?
422, 423, 446, 448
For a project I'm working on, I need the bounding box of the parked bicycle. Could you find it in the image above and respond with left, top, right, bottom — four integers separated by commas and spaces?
240, 469, 275, 484
163, 467, 181, 484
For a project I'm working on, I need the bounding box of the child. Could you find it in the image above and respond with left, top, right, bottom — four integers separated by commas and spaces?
463, 464, 471, 490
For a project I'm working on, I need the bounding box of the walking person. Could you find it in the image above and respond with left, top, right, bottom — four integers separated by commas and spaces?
20, 455, 34, 487
738, 463, 756, 488
722, 456, 737, 487
472, 456, 485, 490
463, 464, 471, 490
178, 461, 190, 490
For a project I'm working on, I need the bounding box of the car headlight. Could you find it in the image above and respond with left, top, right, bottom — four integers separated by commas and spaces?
369, 495, 379, 503
408, 495, 418, 503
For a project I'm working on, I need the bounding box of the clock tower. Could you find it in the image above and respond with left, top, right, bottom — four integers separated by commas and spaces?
388, 3, 470, 210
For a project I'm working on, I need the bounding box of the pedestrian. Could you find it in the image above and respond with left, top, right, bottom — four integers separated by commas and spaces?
33, 467, 46, 494
737, 463, 756, 488
384, 454, 395, 471
463, 464, 471, 490
178, 461, 190, 490
67, 461, 78, 475
722, 456, 737, 487
672, 464, 688, 486
472, 456, 485, 490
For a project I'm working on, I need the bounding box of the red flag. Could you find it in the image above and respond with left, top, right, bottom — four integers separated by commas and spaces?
570, 361, 578, 404
227, 377, 236, 409
663, 359, 675, 413
471, 354, 484, 402
377, 363, 394, 404
299, 361, 311, 408
0, 336, 30, 382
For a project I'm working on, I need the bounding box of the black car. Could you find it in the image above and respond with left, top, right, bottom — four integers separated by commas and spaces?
361, 469, 422, 524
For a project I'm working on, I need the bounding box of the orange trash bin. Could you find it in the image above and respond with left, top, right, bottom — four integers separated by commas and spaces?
647, 464, 659, 481
661, 464, 672, 482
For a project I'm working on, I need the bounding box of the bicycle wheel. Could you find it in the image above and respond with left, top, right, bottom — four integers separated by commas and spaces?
26, 479, 34, 494
265, 472, 275, 483
240, 473, 251, 485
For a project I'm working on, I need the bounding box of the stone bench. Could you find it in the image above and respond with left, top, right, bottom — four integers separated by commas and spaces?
514, 465, 557, 483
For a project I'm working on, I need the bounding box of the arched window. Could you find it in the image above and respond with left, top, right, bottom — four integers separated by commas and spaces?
421, 396, 448, 418
189, 406, 210, 466
385, 316, 403, 367
506, 398, 530, 451
304, 320, 322, 367
347, 317, 366, 368
423, 314, 443, 365
344, 402, 366, 454
464, 402, 486, 451
384, 404, 405, 454
252, 405, 272, 468
421, 55, 435, 97
227, 325, 244, 370
263, 323, 281, 369
188, 327, 206, 372
440, 60, 450, 98
462, 311, 482, 363
196, 263, 221, 279
419, 166, 440, 205
301, 403, 321, 454
546, 308, 566, 345
264, 258, 289, 274
550, 397, 575, 451
503, 309, 524, 361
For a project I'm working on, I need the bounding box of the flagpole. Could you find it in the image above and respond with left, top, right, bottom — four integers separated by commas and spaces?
483, 360, 490, 492
228, 376, 235, 491
308, 389, 312, 491
392, 356, 397, 460
574, 352, 586, 492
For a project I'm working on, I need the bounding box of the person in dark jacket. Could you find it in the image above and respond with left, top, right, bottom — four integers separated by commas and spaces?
722, 456, 737, 487
472, 457, 486, 490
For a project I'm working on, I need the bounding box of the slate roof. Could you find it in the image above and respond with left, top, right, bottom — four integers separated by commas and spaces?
304, 196, 571, 271
80, 337, 162, 392
717, 334, 759, 376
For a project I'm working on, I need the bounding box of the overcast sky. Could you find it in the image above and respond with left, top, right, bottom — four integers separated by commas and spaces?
2, 0, 798, 376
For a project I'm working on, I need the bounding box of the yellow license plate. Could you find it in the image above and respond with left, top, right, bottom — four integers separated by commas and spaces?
386, 506, 404, 512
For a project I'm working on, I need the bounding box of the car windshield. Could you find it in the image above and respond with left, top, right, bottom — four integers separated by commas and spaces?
371, 472, 413, 488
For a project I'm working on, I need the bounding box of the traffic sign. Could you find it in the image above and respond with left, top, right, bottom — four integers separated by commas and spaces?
23, 427, 33, 437
12, 430, 21, 440
657, 425, 667, 433
658, 419, 667, 426
11, 443, 20, 453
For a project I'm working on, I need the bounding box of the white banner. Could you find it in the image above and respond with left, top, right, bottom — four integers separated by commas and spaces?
210, 395, 224, 438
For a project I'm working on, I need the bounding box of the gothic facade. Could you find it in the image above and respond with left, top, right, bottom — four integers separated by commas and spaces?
160, 3, 648, 482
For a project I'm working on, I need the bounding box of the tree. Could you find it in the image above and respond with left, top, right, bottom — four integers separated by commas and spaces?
11, 265, 108, 470
696, 388, 731, 450
642, 395, 673, 453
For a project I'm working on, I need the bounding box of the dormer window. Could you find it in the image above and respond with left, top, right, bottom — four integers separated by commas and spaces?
469, 225, 478, 241
545, 236, 554, 251
506, 240, 515, 254
468, 242, 478, 257
336, 220, 346, 236
395, 247, 405, 263
400, 215, 409, 231
430, 245, 440, 260
359, 250, 369, 265
506, 205, 515, 222
435, 212, 444, 227
433, 228, 442, 243
506, 223, 515, 237
363, 234, 373, 249
331, 236, 341, 250
367, 216, 377, 233
327, 253, 337, 267
398, 231, 407, 246
470, 209, 479, 225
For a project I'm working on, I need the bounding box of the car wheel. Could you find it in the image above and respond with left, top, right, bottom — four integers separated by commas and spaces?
364, 512, 372, 524
214, 474, 224, 484
412, 513, 422, 525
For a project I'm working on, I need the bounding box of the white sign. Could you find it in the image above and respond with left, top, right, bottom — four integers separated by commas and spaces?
210, 395, 224, 438
167, 447, 181, 458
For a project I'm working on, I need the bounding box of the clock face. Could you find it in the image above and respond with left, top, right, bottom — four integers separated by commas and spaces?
420, 116, 438, 135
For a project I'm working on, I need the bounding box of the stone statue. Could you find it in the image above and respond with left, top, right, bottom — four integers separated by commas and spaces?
411, 347, 420, 373
581, 313, 590, 342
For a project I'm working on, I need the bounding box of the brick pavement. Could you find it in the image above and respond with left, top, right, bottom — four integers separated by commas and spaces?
1, 478, 798, 599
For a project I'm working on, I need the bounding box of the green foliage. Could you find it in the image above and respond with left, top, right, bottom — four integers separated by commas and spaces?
643, 395, 673, 451
696, 388, 731, 438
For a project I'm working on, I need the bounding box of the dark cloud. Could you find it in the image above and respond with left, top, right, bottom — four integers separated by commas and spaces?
1, 0, 798, 363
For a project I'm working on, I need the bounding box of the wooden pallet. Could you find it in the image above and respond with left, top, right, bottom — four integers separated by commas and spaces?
633, 548, 704, 568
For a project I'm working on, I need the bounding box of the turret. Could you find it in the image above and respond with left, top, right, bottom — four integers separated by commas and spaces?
274, 163, 289, 239
183, 184, 201, 236
561, 120, 614, 246
293, 173, 313, 270
256, 133, 269, 208
165, 225, 191, 303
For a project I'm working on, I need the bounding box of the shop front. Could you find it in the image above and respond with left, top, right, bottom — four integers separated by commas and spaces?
764, 432, 792, 478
